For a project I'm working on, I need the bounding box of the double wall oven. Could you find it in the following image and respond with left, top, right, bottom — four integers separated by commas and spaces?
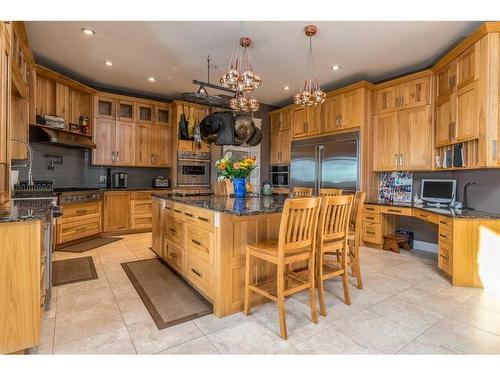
177, 151, 211, 188
270, 165, 289, 188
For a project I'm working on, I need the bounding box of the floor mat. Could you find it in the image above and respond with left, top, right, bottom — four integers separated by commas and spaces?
52, 256, 98, 286
56, 236, 123, 253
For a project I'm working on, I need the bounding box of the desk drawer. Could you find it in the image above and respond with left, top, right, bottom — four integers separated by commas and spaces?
362, 212, 380, 224
438, 241, 452, 275
164, 215, 184, 247
186, 226, 214, 265
438, 228, 453, 245
363, 205, 380, 215
380, 206, 413, 216
362, 222, 382, 245
186, 253, 213, 299
438, 216, 454, 231
414, 209, 438, 224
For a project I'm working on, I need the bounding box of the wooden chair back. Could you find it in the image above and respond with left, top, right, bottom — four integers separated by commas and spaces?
292, 187, 314, 197
278, 197, 321, 258
319, 188, 343, 196
318, 195, 353, 245
350, 191, 366, 231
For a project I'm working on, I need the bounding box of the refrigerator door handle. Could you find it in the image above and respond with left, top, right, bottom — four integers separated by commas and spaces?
317, 145, 324, 195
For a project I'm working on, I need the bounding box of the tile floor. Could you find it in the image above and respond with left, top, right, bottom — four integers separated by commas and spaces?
28, 232, 500, 355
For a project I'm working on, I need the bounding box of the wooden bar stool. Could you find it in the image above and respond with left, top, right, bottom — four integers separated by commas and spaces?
347, 191, 366, 289
319, 188, 343, 196
244, 197, 321, 340
292, 187, 313, 197
316, 195, 353, 317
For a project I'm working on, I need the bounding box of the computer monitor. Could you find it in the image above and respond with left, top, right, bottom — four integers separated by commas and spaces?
420, 179, 457, 205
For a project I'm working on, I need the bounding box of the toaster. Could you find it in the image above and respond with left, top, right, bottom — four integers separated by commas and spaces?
153, 176, 170, 188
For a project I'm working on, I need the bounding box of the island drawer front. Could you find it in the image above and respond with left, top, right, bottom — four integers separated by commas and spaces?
438, 241, 452, 275
363, 205, 380, 214
186, 253, 213, 299
438, 216, 454, 231
164, 215, 184, 247
165, 241, 184, 274
438, 228, 453, 245
172, 203, 185, 219
362, 212, 380, 224
414, 209, 439, 224
186, 226, 214, 265
380, 206, 413, 216
362, 222, 383, 244
182, 206, 215, 232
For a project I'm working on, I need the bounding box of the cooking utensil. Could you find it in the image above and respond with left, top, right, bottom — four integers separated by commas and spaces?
214, 111, 235, 146
246, 127, 262, 146
234, 114, 256, 143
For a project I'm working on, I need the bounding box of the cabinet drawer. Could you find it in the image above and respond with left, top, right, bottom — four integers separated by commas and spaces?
164, 215, 184, 247
438, 228, 453, 245
380, 206, 413, 216
130, 191, 155, 200
130, 214, 152, 229
414, 209, 438, 224
438, 241, 453, 275
438, 216, 454, 231
362, 212, 380, 224
59, 220, 100, 243
186, 226, 214, 265
172, 203, 184, 219
183, 206, 214, 232
165, 241, 184, 274
362, 222, 383, 245
185, 253, 213, 299
131, 200, 152, 215
62, 202, 100, 219
363, 205, 380, 214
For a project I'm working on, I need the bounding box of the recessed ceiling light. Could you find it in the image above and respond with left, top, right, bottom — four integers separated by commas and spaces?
283, 85, 291, 91
331, 65, 341, 71
104, 61, 114, 67
82, 27, 95, 36
147, 77, 157, 82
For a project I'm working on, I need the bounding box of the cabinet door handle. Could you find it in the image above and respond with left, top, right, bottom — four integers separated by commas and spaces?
76, 210, 88, 215
191, 239, 202, 246
112, 151, 115, 162
395, 154, 399, 166
185, 212, 194, 218
388, 209, 402, 213
198, 216, 209, 222
399, 154, 404, 166
191, 268, 203, 278
339, 114, 343, 127
169, 252, 177, 259
116, 151, 119, 161
395, 97, 399, 107
168, 228, 176, 233
450, 122, 456, 140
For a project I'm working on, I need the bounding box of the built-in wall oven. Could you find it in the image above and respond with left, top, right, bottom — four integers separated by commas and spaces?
271, 165, 289, 187
177, 151, 211, 187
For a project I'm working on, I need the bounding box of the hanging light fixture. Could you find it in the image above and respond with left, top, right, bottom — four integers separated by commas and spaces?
294, 25, 326, 107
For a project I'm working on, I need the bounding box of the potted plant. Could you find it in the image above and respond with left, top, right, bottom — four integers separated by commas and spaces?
215, 155, 257, 198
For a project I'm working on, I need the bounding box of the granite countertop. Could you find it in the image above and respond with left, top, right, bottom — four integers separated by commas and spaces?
0, 199, 58, 223
154, 194, 288, 216
367, 200, 500, 220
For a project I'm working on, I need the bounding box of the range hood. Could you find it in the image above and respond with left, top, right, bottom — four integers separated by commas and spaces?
29, 125, 96, 149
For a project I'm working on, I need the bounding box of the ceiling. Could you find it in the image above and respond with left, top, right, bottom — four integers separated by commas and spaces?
26, 21, 482, 106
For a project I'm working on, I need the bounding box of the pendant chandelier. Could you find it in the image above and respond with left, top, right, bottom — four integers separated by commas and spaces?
294, 25, 326, 107
221, 34, 262, 113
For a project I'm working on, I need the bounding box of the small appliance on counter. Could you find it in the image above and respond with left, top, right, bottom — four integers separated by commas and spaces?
153, 176, 170, 188
113, 173, 128, 189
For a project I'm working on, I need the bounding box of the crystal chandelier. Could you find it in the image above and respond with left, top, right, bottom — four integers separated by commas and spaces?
294, 25, 326, 107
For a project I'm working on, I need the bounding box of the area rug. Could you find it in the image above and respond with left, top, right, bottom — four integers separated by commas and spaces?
121, 258, 212, 330
56, 236, 123, 253
52, 256, 98, 286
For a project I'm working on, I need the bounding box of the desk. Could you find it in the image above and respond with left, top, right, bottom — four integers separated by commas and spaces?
362, 202, 500, 288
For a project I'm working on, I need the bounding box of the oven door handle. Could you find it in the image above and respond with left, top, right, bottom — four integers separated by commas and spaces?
178, 158, 211, 163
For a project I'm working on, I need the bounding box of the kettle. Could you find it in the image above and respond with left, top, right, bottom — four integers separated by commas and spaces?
261, 180, 273, 196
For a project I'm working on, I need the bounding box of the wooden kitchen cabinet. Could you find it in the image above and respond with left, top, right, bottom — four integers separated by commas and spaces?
374, 74, 431, 114
155, 104, 170, 125
374, 85, 400, 114
270, 128, 291, 165
271, 109, 292, 133
435, 93, 455, 147
456, 81, 479, 142
151, 198, 163, 256
92, 118, 115, 165
324, 89, 363, 132
436, 62, 456, 99
292, 104, 322, 138
103, 191, 130, 232
398, 105, 432, 170
269, 131, 280, 165
115, 121, 135, 166
56, 201, 101, 244
136, 102, 153, 123
118, 100, 134, 122
1, 23, 11, 204
130, 191, 154, 230
153, 124, 172, 167
324, 95, 342, 133
292, 106, 306, 138
373, 111, 399, 171
96, 95, 115, 119
135, 122, 154, 166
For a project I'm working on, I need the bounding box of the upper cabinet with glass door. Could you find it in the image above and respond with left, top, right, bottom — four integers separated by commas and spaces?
96, 95, 115, 119
155, 104, 170, 126
118, 99, 134, 122
136, 102, 153, 124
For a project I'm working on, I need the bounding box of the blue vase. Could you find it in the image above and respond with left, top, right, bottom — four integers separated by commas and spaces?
233, 177, 247, 198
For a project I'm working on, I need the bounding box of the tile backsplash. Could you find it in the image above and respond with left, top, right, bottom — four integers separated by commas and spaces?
14, 143, 170, 188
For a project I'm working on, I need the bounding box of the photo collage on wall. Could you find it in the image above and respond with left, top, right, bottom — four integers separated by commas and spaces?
379, 171, 413, 203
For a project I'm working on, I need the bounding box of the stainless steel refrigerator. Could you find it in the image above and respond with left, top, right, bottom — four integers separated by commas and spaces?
290, 131, 359, 195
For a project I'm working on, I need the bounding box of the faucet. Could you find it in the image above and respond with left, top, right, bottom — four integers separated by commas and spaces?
463, 182, 476, 210
10, 138, 34, 186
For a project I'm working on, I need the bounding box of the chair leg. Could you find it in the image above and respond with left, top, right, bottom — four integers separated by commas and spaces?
353, 242, 363, 290
243, 250, 251, 316
342, 249, 351, 305
308, 255, 319, 324
317, 252, 327, 317
277, 264, 288, 340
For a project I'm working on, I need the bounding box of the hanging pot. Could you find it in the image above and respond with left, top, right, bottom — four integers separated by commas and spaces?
246, 127, 262, 146
234, 114, 256, 143
214, 111, 235, 146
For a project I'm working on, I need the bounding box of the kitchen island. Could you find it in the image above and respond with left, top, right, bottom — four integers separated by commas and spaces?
152, 194, 287, 317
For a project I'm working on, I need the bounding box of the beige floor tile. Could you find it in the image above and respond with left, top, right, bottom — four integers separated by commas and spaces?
57, 287, 116, 316
193, 312, 250, 335
155, 336, 219, 355
295, 326, 378, 354
54, 303, 125, 346
369, 297, 444, 332
28, 317, 55, 354
117, 295, 153, 325
127, 319, 203, 354
362, 272, 413, 296
333, 309, 421, 354
98, 249, 137, 265
397, 338, 461, 354
418, 319, 500, 354
53, 327, 136, 354
447, 303, 500, 336
206, 320, 297, 354
112, 283, 140, 302
56, 277, 110, 299
467, 291, 500, 313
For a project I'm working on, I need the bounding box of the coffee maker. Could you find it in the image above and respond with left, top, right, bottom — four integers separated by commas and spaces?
113, 173, 128, 189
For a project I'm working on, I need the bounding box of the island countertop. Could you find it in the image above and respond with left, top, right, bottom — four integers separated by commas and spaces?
153, 194, 288, 216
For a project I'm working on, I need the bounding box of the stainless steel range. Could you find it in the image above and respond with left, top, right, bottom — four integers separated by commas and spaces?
56, 188, 103, 205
